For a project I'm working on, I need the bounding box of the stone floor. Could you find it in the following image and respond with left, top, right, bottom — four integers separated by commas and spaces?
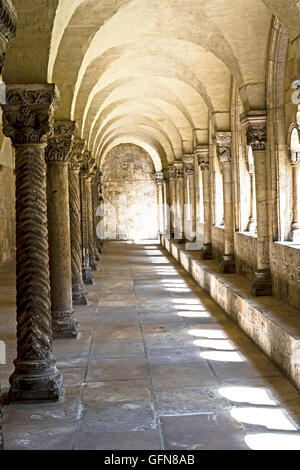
1, 241, 300, 450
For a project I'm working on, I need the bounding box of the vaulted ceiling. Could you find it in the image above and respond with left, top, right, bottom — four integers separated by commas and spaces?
4, 0, 300, 170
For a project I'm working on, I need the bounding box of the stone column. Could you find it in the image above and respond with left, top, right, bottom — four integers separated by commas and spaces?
168, 165, 177, 238
247, 153, 257, 233
241, 111, 272, 296
155, 172, 165, 234
0, 0, 16, 430
163, 169, 170, 236
213, 133, 235, 273
289, 153, 300, 242
86, 161, 98, 271
182, 155, 196, 242
1, 84, 62, 401
80, 152, 94, 284
92, 168, 102, 256
45, 122, 79, 338
174, 161, 185, 242
195, 146, 213, 260
69, 139, 88, 305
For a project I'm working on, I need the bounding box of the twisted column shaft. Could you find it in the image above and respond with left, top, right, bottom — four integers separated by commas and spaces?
69, 169, 88, 304
1, 84, 62, 402
45, 121, 79, 338
87, 177, 98, 270
80, 175, 93, 285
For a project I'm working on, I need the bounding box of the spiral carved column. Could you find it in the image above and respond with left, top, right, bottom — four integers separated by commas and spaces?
80, 152, 94, 285
87, 173, 98, 271
45, 121, 79, 338
92, 169, 102, 258
1, 84, 62, 402
69, 139, 88, 305
0, 0, 16, 439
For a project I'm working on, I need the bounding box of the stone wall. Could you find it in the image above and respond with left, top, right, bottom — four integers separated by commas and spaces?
270, 242, 300, 311
0, 134, 15, 265
212, 226, 224, 262
234, 232, 256, 282
102, 144, 158, 240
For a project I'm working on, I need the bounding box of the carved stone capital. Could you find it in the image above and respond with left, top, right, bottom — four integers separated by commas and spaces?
1, 84, 60, 146
182, 154, 195, 175
155, 172, 164, 185
80, 150, 96, 178
195, 146, 209, 170
167, 165, 177, 181
162, 168, 169, 183
0, 0, 17, 74
69, 138, 86, 171
241, 111, 267, 151
45, 121, 78, 163
213, 132, 232, 164
174, 161, 184, 179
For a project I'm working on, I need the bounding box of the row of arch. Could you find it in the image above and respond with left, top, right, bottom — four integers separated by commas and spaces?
3, 0, 300, 174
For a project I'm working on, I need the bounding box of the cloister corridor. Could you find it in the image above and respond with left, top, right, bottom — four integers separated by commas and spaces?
1, 241, 300, 451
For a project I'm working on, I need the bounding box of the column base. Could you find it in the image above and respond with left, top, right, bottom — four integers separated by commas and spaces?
72, 287, 88, 306
199, 243, 213, 260
82, 267, 94, 285
52, 312, 79, 339
251, 270, 273, 297
220, 255, 236, 274
8, 359, 63, 403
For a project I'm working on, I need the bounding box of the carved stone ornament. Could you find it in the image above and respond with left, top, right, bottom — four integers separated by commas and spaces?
45, 121, 78, 163
0, 0, 17, 74
1, 84, 60, 145
80, 150, 96, 178
241, 111, 267, 151
163, 168, 169, 182
182, 154, 195, 175
0, 0, 16, 42
195, 146, 209, 170
213, 133, 232, 164
155, 172, 164, 185
174, 161, 184, 179
167, 165, 177, 180
69, 138, 86, 171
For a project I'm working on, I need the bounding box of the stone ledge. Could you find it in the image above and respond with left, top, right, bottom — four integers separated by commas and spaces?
161, 236, 300, 391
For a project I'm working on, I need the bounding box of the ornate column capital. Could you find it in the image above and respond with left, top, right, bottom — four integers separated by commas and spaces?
182, 154, 195, 175
0, 0, 17, 73
1, 84, 60, 146
195, 145, 209, 170
174, 161, 184, 179
213, 132, 232, 164
162, 168, 169, 183
45, 121, 78, 163
167, 165, 177, 181
241, 110, 267, 151
154, 172, 164, 185
69, 138, 86, 171
80, 150, 96, 178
